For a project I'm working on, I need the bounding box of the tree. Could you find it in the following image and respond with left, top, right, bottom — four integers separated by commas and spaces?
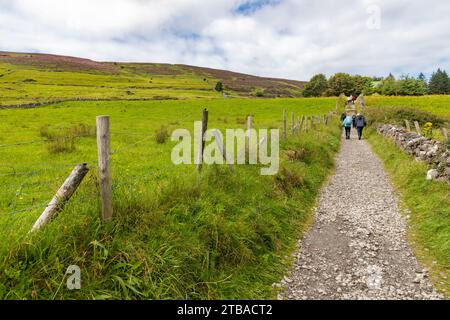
325, 73, 354, 96
398, 75, 426, 96
352, 75, 374, 95
380, 74, 398, 96
428, 69, 450, 94
215, 81, 224, 93
302, 74, 328, 97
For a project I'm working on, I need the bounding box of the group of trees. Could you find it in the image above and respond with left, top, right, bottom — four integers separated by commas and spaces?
302, 69, 450, 97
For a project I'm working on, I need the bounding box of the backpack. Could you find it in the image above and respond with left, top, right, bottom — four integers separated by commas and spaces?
356, 116, 366, 127
343, 117, 353, 127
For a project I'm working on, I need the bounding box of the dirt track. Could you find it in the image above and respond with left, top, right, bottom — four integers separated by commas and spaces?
279, 130, 442, 300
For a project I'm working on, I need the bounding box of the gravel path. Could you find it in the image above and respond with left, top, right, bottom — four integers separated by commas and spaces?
279, 130, 442, 300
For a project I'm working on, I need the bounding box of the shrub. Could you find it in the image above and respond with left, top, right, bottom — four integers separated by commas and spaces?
47, 136, 76, 154
422, 122, 433, 137
40, 123, 94, 154
155, 126, 169, 144
365, 106, 447, 127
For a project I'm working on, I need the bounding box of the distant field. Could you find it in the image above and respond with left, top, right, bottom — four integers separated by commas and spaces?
0, 52, 306, 106
365, 95, 450, 119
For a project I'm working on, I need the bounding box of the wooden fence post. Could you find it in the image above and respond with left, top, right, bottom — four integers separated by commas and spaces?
298, 116, 304, 135
213, 130, 233, 170
197, 108, 209, 171
247, 114, 253, 154
404, 120, 411, 131
96, 115, 113, 222
283, 110, 287, 141
304, 116, 308, 132
291, 112, 295, 135
414, 121, 421, 135
441, 127, 449, 140
29, 164, 89, 233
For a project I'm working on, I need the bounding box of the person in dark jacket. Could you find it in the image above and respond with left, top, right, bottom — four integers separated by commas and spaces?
352, 114, 357, 128
341, 112, 347, 122
355, 113, 367, 140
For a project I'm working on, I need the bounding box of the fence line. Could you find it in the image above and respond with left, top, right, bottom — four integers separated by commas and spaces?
1, 108, 336, 232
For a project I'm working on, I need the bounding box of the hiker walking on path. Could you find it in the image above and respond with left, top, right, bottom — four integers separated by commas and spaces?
342, 115, 353, 140
355, 113, 367, 140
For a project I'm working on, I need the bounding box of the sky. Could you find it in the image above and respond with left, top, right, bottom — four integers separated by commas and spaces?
1, 0, 450, 81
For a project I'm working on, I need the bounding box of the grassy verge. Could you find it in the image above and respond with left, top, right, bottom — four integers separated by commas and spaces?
0, 119, 341, 299
367, 128, 450, 297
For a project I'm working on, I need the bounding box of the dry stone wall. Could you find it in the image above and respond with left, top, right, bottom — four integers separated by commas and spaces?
377, 124, 450, 181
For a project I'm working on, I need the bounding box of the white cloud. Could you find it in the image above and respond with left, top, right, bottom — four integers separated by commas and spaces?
0, 0, 449, 80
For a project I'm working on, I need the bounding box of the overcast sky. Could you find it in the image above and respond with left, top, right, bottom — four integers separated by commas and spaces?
1, 0, 449, 80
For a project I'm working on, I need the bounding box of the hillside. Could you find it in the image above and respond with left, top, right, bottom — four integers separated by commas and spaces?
0, 52, 306, 107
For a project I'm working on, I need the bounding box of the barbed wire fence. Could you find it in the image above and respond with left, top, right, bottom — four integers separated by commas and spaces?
1, 107, 336, 232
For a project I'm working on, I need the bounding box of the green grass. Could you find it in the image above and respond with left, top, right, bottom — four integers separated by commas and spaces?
0, 98, 339, 299
366, 95, 450, 118
0, 61, 222, 105
367, 128, 450, 297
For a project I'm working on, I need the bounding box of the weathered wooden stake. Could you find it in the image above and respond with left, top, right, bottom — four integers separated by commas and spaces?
414, 121, 421, 135
30, 163, 89, 232
291, 112, 295, 135
283, 110, 287, 141
298, 116, 304, 135
404, 120, 411, 131
213, 130, 233, 170
441, 127, 449, 140
197, 108, 209, 171
304, 116, 308, 132
96, 115, 113, 221
247, 113, 253, 146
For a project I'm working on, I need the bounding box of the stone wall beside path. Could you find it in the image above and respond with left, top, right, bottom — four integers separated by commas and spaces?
377, 124, 450, 181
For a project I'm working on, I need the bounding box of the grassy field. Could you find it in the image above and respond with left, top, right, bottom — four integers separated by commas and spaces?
367, 128, 450, 297
1, 51, 449, 299
365, 95, 450, 118
0, 98, 339, 299
0, 61, 220, 105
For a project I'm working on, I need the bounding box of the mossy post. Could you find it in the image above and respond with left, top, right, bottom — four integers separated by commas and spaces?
96, 115, 113, 222
29, 163, 89, 233
247, 114, 252, 154
414, 121, 421, 135
291, 112, 295, 135
283, 109, 287, 141
404, 120, 411, 131
197, 108, 208, 171
298, 116, 304, 136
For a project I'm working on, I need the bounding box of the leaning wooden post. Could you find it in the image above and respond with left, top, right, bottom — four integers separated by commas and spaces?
283, 110, 287, 141
197, 108, 209, 171
304, 116, 308, 132
404, 120, 411, 131
30, 164, 89, 233
213, 130, 233, 171
414, 121, 421, 135
96, 115, 113, 222
298, 116, 304, 136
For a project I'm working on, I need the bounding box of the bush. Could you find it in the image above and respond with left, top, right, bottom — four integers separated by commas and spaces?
365, 106, 447, 127
39, 123, 95, 154
155, 126, 169, 144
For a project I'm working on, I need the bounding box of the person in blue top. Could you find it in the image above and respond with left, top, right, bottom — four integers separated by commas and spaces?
342, 115, 353, 140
